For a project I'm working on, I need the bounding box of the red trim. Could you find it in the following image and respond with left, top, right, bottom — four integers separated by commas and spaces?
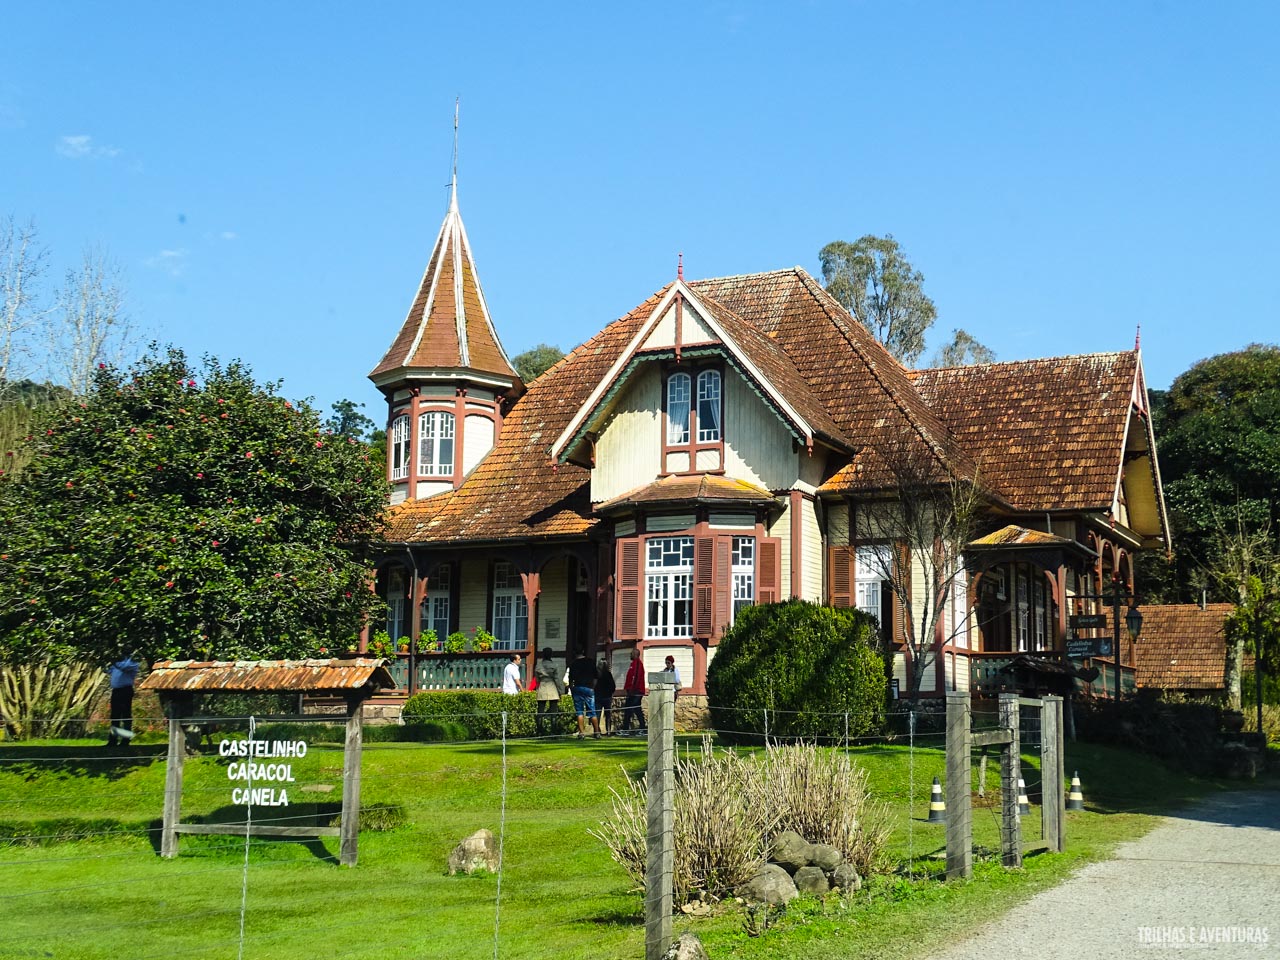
789, 490, 803, 599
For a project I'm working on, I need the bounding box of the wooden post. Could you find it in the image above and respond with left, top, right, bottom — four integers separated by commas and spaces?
160, 695, 189, 858
645, 670, 676, 960
339, 696, 364, 867
1041, 695, 1065, 853
945, 690, 973, 880
998, 693, 1022, 868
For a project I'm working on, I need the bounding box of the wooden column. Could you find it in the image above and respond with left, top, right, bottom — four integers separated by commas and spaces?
1042, 695, 1065, 853
522, 570, 541, 655
339, 696, 364, 867
644, 671, 676, 960
945, 690, 973, 880
998, 693, 1022, 868
160, 694, 191, 858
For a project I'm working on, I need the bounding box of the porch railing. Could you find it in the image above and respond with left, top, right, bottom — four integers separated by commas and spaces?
415, 654, 510, 691
968, 650, 1135, 696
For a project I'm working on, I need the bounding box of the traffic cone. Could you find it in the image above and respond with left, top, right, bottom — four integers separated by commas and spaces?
1066, 771, 1085, 811
927, 776, 946, 823
1017, 777, 1030, 815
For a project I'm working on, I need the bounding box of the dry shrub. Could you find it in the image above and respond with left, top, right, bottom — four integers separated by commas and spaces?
1243, 703, 1280, 743
592, 738, 890, 905
750, 741, 892, 877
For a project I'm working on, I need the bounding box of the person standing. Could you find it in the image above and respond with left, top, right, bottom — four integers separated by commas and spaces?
106, 657, 139, 747
622, 648, 647, 736
664, 654, 681, 699
501, 653, 523, 695
594, 660, 617, 735
567, 648, 602, 740
533, 647, 566, 736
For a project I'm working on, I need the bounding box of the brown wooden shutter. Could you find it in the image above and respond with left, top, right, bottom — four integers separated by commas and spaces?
712, 535, 733, 636
596, 543, 614, 645
892, 542, 910, 644
758, 537, 782, 604
828, 545, 856, 608
617, 539, 641, 641
694, 535, 714, 637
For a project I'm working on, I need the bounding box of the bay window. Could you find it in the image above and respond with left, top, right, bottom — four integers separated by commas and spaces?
731, 536, 754, 623
390, 415, 410, 481
418, 410, 455, 477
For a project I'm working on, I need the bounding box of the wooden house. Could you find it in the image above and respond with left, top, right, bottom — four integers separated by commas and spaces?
365, 184, 1169, 705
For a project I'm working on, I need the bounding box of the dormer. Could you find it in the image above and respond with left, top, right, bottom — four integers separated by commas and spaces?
368, 183, 522, 504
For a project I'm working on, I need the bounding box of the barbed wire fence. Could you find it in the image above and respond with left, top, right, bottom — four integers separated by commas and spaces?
1, 692, 1049, 959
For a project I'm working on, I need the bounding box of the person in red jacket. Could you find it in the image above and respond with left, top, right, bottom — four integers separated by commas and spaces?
621, 648, 647, 736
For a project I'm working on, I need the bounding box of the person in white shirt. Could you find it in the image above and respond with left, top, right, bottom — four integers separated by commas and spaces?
664, 655, 681, 700
501, 654, 523, 695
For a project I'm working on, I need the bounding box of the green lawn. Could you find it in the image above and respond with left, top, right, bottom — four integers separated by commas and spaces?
0, 731, 1259, 960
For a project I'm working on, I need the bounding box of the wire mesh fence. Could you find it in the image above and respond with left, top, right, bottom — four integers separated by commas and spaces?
0, 697, 1051, 959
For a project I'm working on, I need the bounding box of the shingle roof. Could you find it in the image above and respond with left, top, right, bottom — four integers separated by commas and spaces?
595, 474, 780, 514
369, 189, 518, 384
1135, 603, 1233, 690
909, 353, 1138, 511
139, 659, 396, 695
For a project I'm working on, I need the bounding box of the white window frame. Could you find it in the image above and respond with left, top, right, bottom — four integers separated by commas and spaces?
417, 410, 455, 477
950, 553, 969, 648
390, 415, 410, 481
696, 369, 721, 442
491, 562, 528, 650
424, 564, 451, 645
1016, 571, 1029, 653
731, 536, 754, 624
1032, 576, 1046, 651
646, 536, 694, 638
666, 372, 691, 445
386, 567, 407, 642
855, 545, 892, 620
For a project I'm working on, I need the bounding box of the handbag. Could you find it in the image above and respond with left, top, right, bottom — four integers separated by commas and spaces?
529, 676, 538, 691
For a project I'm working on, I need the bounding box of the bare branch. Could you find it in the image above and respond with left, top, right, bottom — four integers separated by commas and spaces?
47, 246, 133, 395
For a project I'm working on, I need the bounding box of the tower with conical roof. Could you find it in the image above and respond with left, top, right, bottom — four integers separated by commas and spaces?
369, 173, 522, 504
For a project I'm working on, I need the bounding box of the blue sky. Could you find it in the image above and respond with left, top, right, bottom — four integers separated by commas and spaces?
3, 2, 1276, 422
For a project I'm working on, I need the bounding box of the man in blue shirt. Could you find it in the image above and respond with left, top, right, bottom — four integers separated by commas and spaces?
107, 658, 139, 746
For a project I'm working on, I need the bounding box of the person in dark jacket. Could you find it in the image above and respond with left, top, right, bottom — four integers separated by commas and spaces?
567, 649, 602, 740
106, 657, 139, 747
594, 660, 617, 735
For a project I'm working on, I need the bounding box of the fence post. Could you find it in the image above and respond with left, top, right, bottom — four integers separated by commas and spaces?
1041, 695, 1065, 853
998, 693, 1022, 868
945, 690, 972, 880
645, 670, 677, 960
160, 694, 191, 859
339, 695, 364, 867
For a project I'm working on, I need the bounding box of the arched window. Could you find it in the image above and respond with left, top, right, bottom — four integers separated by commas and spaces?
666, 372, 690, 444
390, 415, 410, 480
696, 369, 721, 442
418, 411, 455, 477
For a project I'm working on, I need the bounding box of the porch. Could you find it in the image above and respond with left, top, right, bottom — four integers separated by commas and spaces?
968, 650, 1136, 698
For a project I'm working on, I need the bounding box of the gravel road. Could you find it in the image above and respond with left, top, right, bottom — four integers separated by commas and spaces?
934, 789, 1280, 959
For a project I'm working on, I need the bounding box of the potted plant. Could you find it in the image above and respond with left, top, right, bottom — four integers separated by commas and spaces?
419, 628, 439, 652
444, 631, 467, 654
472, 627, 495, 652
397, 639, 410, 654
369, 630, 394, 659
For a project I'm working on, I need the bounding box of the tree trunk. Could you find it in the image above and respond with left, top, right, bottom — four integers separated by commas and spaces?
1224, 635, 1244, 712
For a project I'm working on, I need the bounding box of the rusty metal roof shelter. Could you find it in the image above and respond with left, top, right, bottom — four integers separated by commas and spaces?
139, 658, 395, 867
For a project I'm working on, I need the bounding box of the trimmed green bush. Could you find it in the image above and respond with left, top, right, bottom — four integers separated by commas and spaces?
251, 720, 468, 744
401, 691, 576, 738
706, 600, 887, 743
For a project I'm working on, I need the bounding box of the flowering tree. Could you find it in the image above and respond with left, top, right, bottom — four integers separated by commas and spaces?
0, 348, 387, 665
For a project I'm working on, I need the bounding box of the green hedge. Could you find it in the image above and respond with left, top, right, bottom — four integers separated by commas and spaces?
706, 600, 887, 743
401, 691, 576, 738
252, 720, 468, 744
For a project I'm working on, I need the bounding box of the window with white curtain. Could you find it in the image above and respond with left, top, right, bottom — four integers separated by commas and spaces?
646, 536, 694, 638
386, 567, 407, 641
731, 536, 754, 623
491, 562, 528, 650
424, 564, 451, 644
418, 410, 455, 476
855, 545, 892, 620
696, 369, 721, 442
666, 373, 690, 444
390, 415, 410, 480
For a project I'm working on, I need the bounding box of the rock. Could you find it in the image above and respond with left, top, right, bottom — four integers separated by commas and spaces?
664, 932, 709, 960
807, 842, 843, 872
679, 900, 712, 917
446, 828, 500, 875
831, 863, 861, 891
736, 863, 799, 905
770, 830, 811, 873
793, 865, 829, 895
1215, 741, 1259, 779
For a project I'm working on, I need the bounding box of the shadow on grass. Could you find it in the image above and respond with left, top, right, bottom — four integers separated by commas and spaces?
0, 743, 167, 782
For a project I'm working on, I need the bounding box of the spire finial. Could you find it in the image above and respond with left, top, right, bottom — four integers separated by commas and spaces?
450, 97, 460, 209
1135, 324, 1141, 352
677, 251, 683, 281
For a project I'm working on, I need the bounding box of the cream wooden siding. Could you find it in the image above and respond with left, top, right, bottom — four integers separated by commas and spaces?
415, 480, 452, 499
801, 498, 823, 602
946, 653, 971, 691
893, 651, 937, 694
462, 414, 494, 475
591, 365, 661, 503
827, 502, 850, 547
642, 300, 718, 349
769, 503, 792, 597
458, 556, 489, 634
390, 486, 408, 506
723, 370, 797, 491
538, 557, 569, 649
644, 646, 693, 688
